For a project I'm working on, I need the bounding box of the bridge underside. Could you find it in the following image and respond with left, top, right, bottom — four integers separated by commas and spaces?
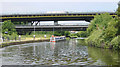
16, 25, 88, 34
3, 17, 93, 22
1, 13, 116, 35
1, 12, 116, 23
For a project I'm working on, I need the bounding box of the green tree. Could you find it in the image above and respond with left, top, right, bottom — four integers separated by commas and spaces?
2, 20, 17, 35
54, 31, 70, 36
64, 31, 70, 37
77, 31, 88, 37
86, 12, 120, 49
54, 31, 63, 36
104, 19, 118, 41
116, 3, 120, 35
87, 13, 113, 35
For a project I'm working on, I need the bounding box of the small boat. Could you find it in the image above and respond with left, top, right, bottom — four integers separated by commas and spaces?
50, 35, 66, 42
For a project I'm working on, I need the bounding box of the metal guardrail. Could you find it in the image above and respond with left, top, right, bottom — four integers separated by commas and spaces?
15, 25, 89, 28
15, 25, 88, 26
15, 25, 88, 29
15, 25, 88, 31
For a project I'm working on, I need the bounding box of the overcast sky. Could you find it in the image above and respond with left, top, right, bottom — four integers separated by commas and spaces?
1, 0, 119, 2
0, 0, 119, 14
1, 2, 119, 14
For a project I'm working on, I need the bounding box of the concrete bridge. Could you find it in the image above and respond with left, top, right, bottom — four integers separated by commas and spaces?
0, 12, 116, 25
0, 12, 116, 34
15, 25, 88, 34
16, 25, 88, 33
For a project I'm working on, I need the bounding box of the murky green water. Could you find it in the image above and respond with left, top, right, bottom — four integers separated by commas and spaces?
0, 39, 120, 66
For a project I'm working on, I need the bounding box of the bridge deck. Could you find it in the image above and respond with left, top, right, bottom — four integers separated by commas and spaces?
15, 25, 88, 31
0, 12, 116, 22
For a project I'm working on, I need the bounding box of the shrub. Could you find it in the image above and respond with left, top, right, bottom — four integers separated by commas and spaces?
111, 36, 120, 49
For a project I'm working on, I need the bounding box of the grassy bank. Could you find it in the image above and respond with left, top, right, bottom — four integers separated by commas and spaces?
0, 34, 71, 48
2, 34, 51, 42
0, 38, 50, 48
1, 33, 51, 48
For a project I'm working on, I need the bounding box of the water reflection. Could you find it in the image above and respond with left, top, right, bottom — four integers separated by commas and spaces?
50, 42, 55, 50
87, 46, 120, 65
1, 39, 120, 66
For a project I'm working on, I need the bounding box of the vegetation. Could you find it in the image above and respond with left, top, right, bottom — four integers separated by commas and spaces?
2, 20, 18, 40
116, 3, 120, 35
85, 12, 120, 49
76, 31, 88, 37
28, 31, 70, 37
54, 31, 70, 36
2, 20, 17, 35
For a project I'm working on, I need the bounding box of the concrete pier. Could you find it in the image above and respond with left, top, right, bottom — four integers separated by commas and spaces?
54, 21, 58, 25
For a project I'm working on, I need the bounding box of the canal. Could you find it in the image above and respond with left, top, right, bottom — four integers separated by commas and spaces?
0, 39, 120, 66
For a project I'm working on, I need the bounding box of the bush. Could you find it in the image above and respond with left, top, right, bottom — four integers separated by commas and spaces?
86, 29, 104, 47
85, 13, 119, 49
77, 31, 88, 37
2, 33, 18, 41
111, 36, 120, 49
87, 13, 113, 35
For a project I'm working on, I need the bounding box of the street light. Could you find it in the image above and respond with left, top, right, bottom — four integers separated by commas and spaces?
33, 25, 35, 40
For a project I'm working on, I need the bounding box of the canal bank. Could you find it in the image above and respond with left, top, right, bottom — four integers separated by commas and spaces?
0, 38, 50, 48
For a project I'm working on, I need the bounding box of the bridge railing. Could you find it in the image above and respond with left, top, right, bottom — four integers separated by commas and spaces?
15, 24, 89, 27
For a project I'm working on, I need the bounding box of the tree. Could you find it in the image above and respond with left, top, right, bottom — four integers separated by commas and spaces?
86, 13, 119, 48
64, 31, 70, 37
54, 31, 70, 36
87, 13, 113, 35
2, 20, 17, 35
77, 31, 88, 37
104, 19, 118, 41
116, 2, 120, 35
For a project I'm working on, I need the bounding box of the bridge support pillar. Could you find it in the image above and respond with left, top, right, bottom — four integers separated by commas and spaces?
54, 21, 58, 25
35, 21, 39, 26
31, 21, 34, 26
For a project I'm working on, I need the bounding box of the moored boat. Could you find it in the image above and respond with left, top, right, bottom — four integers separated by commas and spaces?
50, 35, 66, 42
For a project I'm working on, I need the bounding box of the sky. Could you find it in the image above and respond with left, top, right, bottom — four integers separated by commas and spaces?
0, 0, 119, 14
1, 2, 119, 14
0, 0, 119, 24
1, 0, 119, 2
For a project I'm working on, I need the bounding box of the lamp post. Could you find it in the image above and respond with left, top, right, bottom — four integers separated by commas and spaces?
33, 25, 35, 40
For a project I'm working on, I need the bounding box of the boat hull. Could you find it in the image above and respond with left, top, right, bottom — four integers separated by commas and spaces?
50, 36, 66, 42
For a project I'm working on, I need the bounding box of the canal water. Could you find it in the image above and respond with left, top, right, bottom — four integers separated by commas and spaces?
0, 39, 120, 66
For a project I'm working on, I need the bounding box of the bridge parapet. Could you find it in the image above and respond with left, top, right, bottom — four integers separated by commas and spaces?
15, 25, 88, 28
0, 12, 116, 22
15, 25, 88, 32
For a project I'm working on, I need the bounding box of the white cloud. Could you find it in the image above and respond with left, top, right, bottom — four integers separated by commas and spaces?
1, 0, 120, 2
